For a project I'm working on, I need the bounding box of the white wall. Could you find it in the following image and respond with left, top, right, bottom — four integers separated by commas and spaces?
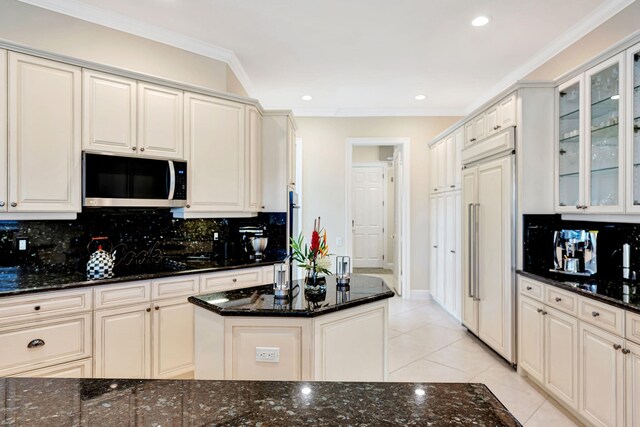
352, 146, 380, 163
0, 0, 247, 96
296, 116, 460, 291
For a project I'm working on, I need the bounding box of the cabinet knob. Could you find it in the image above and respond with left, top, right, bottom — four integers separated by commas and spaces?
433, 245, 438, 249
450, 185, 455, 188
537, 308, 543, 314
261, 206, 265, 209
622, 348, 631, 355
450, 250, 455, 254
592, 311, 600, 317
186, 204, 191, 208
542, 310, 548, 315
613, 344, 622, 350
155, 306, 159, 311
232, 278, 237, 283
34, 305, 41, 311
132, 147, 137, 151
526, 286, 533, 291
0, 201, 4, 207
555, 297, 562, 302
27, 339, 45, 349
140, 148, 145, 152
10, 202, 17, 207
146, 307, 151, 312
496, 125, 501, 130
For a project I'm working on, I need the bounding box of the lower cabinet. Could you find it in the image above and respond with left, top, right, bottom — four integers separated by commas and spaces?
518, 297, 544, 383
627, 340, 640, 427
545, 306, 579, 410
14, 358, 92, 378
579, 322, 625, 427
152, 298, 194, 379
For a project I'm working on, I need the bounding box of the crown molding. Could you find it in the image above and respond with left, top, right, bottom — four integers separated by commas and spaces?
463, 0, 636, 115
17, 0, 255, 96
292, 107, 465, 118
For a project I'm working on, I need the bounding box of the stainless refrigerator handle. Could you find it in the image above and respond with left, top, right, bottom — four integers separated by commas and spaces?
167, 161, 176, 200
467, 203, 474, 298
474, 203, 480, 301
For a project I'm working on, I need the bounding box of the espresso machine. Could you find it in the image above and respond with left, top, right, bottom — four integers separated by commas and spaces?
551, 229, 598, 276
238, 226, 268, 260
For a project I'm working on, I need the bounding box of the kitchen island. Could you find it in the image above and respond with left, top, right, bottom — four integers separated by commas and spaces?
0, 377, 520, 426
188, 274, 395, 382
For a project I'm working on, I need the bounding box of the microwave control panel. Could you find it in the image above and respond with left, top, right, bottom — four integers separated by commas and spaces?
173, 162, 188, 200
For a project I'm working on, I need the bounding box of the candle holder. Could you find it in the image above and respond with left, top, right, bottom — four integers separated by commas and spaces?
273, 262, 290, 299
336, 256, 351, 287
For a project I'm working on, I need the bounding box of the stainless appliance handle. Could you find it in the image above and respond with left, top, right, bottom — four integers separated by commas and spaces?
474, 203, 480, 301
467, 203, 474, 298
168, 161, 176, 200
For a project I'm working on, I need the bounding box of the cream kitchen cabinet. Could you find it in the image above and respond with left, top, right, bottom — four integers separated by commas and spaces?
463, 93, 517, 147
430, 127, 463, 194
262, 112, 297, 212
518, 296, 545, 383
0, 50, 6, 212
626, 340, 640, 427
245, 105, 263, 212
137, 82, 184, 160
6, 52, 81, 214
176, 92, 246, 216
152, 297, 194, 379
626, 42, 640, 214
453, 127, 464, 188
82, 70, 137, 155
14, 358, 92, 378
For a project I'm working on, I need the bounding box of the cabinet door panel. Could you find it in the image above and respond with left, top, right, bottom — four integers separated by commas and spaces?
464, 121, 475, 147
444, 194, 456, 311
461, 167, 478, 333
138, 83, 183, 159
626, 43, 640, 213
544, 307, 578, 410
429, 195, 438, 300
444, 135, 455, 189
518, 296, 544, 383
453, 128, 464, 188
185, 93, 245, 212
485, 105, 499, 136
152, 299, 194, 379
245, 106, 262, 211
8, 53, 81, 213
499, 94, 517, 128
579, 322, 624, 427
436, 141, 446, 191
83, 70, 136, 154
94, 304, 151, 379
435, 196, 446, 304
473, 114, 486, 141
429, 143, 439, 193
627, 341, 640, 427
0, 50, 6, 212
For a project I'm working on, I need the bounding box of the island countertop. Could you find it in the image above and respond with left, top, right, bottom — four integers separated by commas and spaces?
188, 274, 395, 317
0, 377, 520, 426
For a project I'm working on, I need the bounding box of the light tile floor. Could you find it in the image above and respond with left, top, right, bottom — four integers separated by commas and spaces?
374, 274, 582, 426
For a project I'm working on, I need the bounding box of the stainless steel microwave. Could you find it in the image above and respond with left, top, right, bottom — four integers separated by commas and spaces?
83, 153, 187, 208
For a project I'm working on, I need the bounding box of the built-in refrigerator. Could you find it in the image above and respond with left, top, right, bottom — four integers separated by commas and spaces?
461, 127, 516, 365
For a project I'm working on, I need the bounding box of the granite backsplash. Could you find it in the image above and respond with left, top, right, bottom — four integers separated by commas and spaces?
523, 214, 640, 280
0, 210, 286, 276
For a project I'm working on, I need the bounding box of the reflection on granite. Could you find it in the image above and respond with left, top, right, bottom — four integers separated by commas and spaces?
189, 274, 395, 317
0, 258, 283, 298
517, 270, 640, 313
0, 378, 520, 426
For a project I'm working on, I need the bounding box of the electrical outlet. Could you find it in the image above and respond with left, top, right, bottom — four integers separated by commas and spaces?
214, 232, 219, 241
16, 237, 28, 252
336, 237, 343, 247
255, 347, 280, 363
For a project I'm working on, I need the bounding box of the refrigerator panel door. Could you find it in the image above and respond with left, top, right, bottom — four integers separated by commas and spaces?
461, 166, 479, 334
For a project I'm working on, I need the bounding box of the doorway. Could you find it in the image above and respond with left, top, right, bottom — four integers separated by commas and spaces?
345, 138, 410, 296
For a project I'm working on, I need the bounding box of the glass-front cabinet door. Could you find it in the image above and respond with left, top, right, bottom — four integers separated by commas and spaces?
584, 53, 625, 213
627, 43, 640, 212
557, 76, 584, 211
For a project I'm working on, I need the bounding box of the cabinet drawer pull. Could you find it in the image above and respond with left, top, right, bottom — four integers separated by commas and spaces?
526, 286, 533, 291
232, 278, 238, 283
555, 297, 562, 302
10, 202, 17, 207
450, 250, 455, 253
146, 307, 151, 312
140, 147, 145, 152
0, 201, 4, 207
27, 339, 45, 349
34, 305, 41, 311
622, 348, 631, 355
592, 311, 600, 317
155, 306, 159, 311
132, 147, 137, 151
613, 344, 622, 350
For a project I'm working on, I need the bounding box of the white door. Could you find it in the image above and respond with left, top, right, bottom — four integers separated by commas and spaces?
429, 195, 438, 300
477, 155, 513, 362
94, 304, 151, 379
545, 306, 579, 410
435, 196, 446, 304
184, 93, 245, 212
518, 296, 544, 383
0, 50, 6, 212
244, 105, 262, 212
8, 53, 81, 213
579, 322, 625, 427
82, 70, 137, 154
461, 166, 478, 334
393, 150, 403, 294
137, 82, 184, 159
352, 165, 385, 268
627, 340, 640, 427
152, 298, 194, 379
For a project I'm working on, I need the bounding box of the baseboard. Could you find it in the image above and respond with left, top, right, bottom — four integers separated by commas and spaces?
409, 290, 432, 300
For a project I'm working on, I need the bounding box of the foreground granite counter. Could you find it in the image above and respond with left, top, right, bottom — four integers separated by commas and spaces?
189, 274, 395, 317
0, 377, 520, 426
0, 258, 282, 298
517, 270, 640, 314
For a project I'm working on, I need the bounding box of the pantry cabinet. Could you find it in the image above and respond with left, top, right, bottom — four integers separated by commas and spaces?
0, 50, 6, 213
137, 82, 184, 160
82, 70, 137, 154
7, 52, 81, 214
245, 105, 263, 212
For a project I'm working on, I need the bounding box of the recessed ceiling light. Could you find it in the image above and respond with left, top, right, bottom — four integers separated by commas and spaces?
301, 95, 313, 101
472, 16, 490, 27
415, 94, 426, 101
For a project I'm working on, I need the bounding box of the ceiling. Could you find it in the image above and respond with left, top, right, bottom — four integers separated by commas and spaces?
19, 0, 634, 116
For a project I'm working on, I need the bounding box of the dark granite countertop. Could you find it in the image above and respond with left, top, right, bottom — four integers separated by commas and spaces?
189, 274, 395, 318
0, 258, 283, 298
0, 377, 520, 426
517, 270, 640, 314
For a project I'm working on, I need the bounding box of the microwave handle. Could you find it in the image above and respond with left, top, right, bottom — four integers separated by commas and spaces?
167, 161, 176, 200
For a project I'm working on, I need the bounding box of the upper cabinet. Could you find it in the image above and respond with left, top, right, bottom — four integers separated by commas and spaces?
464, 93, 517, 147
83, 74, 185, 160
627, 43, 640, 213
137, 83, 184, 160
0, 50, 7, 213
6, 52, 81, 214
555, 52, 625, 214
83, 70, 137, 155
262, 113, 296, 212
245, 105, 263, 212
429, 126, 462, 194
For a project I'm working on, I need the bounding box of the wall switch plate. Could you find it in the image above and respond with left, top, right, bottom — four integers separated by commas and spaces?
16, 237, 29, 252
336, 237, 343, 247
255, 347, 280, 363
214, 232, 219, 241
